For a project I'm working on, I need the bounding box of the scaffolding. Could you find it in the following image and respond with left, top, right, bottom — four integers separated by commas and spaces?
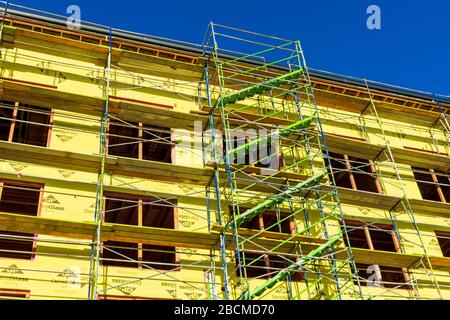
0, 1, 449, 301
358, 81, 443, 299
201, 23, 363, 300
0, 1, 224, 300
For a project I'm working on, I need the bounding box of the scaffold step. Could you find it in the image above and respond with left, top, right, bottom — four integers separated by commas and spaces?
228, 115, 316, 159
233, 170, 327, 227
240, 235, 341, 300
218, 69, 303, 107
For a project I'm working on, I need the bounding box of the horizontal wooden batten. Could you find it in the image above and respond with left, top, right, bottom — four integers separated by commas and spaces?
1, 141, 450, 217
0, 211, 449, 271
3, 18, 199, 65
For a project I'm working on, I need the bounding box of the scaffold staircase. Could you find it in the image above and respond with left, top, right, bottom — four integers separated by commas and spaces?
202, 23, 363, 300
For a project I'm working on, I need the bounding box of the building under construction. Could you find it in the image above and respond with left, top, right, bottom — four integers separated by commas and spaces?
0, 2, 449, 300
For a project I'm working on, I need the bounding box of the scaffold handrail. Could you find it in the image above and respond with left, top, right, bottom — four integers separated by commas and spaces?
217, 69, 304, 108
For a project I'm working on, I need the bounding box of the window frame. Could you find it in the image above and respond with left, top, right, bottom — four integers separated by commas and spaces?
0, 101, 53, 147
106, 121, 174, 163
435, 231, 450, 258
342, 220, 411, 289
100, 192, 180, 270
326, 152, 383, 193
412, 166, 450, 203
0, 179, 44, 261
0, 288, 30, 299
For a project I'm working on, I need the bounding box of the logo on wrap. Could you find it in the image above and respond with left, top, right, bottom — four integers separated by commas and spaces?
178, 213, 199, 228
161, 282, 177, 299
0, 264, 28, 282
35, 61, 66, 84
184, 291, 202, 300
58, 169, 76, 179
36, 61, 51, 75
359, 208, 370, 215
429, 239, 439, 247
42, 195, 65, 213
57, 72, 67, 84
180, 248, 197, 257
86, 70, 102, 85
53, 128, 78, 143
8, 161, 28, 172
52, 267, 86, 289
112, 279, 141, 296
83, 203, 96, 215
401, 242, 415, 249
179, 285, 202, 300
270, 285, 287, 299
179, 185, 195, 194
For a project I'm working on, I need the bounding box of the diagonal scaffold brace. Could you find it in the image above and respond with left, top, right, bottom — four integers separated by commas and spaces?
233, 170, 326, 227
239, 235, 342, 300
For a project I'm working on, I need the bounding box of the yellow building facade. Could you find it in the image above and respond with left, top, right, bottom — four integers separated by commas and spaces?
0, 3, 449, 300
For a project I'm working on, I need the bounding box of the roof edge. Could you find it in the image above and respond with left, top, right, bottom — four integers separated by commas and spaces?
1, 6, 449, 106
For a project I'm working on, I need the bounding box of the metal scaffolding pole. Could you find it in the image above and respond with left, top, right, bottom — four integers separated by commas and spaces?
88, 27, 113, 300
363, 80, 443, 300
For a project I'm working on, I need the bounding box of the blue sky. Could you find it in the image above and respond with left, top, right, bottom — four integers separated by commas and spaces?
7, 1, 450, 96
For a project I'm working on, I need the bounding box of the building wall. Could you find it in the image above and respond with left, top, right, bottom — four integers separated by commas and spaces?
0, 18, 449, 300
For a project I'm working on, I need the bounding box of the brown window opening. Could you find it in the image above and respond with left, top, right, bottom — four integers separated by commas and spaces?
101, 192, 177, 270
0, 180, 43, 260
341, 220, 410, 289
0, 288, 30, 299
325, 152, 381, 193
0, 101, 51, 147
435, 231, 450, 257
412, 167, 450, 203
107, 121, 172, 163
234, 208, 303, 281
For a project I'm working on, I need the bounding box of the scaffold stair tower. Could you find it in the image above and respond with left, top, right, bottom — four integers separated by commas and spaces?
202, 23, 363, 300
